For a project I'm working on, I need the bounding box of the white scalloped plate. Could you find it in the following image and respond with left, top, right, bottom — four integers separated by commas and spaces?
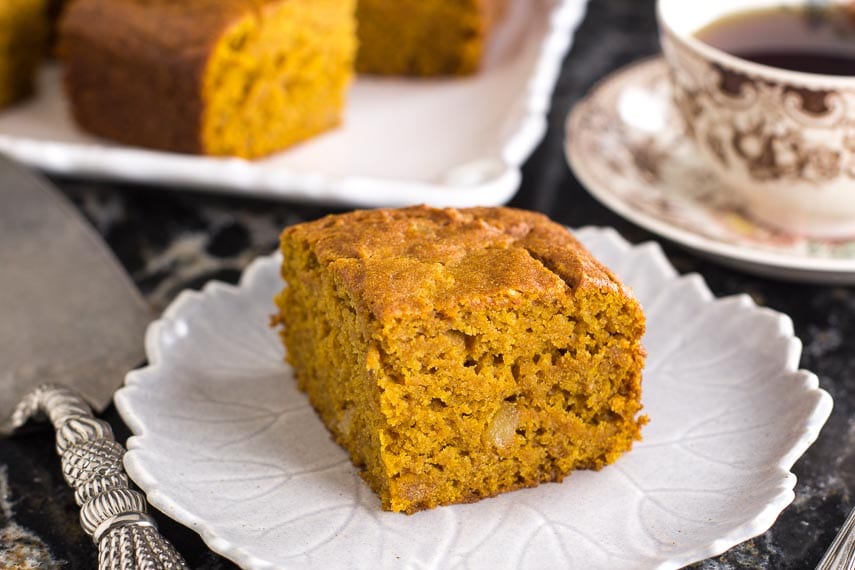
115, 227, 832, 570
0, 0, 586, 208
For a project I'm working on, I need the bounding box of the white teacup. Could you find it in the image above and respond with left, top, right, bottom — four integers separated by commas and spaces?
658, 0, 855, 238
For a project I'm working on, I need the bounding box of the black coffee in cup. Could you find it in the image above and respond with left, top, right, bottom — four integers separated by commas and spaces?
695, 5, 855, 76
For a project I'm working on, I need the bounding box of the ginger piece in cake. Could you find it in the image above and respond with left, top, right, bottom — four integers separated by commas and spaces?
59, 0, 356, 158
273, 206, 647, 514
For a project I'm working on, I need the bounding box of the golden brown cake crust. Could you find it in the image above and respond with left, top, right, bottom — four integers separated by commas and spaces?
276, 206, 646, 513
59, 0, 240, 154
283, 205, 629, 321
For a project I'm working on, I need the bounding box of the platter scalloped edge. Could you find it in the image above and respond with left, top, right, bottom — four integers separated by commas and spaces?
115, 227, 833, 570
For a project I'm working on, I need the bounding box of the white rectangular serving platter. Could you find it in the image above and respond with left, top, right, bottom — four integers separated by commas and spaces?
0, 0, 588, 208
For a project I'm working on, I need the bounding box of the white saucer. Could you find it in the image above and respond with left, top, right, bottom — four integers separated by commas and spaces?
565, 57, 855, 284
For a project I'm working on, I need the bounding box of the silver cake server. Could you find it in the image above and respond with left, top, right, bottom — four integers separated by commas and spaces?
0, 153, 187, 569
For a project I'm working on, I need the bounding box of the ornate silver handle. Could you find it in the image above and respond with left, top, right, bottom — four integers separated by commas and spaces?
11, 384, 188, 570
817, 505, 855, 570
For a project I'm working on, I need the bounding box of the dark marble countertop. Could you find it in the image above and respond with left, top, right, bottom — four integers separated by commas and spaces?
3, 1, 853, 568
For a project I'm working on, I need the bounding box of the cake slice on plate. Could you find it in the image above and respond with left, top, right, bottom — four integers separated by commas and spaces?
273, 206, 647, 514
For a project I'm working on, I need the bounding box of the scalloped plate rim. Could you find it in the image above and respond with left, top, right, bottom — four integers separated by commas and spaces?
115, 226, 833, 570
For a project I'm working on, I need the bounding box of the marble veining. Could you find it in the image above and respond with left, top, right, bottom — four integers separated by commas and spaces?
0, 467, 62, 570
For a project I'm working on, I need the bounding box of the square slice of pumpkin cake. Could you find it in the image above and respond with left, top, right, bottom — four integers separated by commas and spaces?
273, 206, 646, 514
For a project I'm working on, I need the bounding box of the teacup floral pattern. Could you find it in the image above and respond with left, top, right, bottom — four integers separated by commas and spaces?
565, 57, 855, 283
663, 31, 855, 186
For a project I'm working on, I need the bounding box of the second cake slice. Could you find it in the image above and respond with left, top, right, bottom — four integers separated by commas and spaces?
60, 0, 356, 158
